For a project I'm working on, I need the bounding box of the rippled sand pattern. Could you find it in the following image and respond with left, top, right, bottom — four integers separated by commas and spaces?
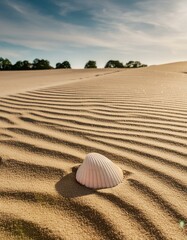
0, 65, 187, 239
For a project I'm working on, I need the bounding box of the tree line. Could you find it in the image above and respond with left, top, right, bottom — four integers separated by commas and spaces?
0, 57, 147, 71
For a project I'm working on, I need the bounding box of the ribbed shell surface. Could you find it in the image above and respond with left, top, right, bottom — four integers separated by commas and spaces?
76, 153, 123, 189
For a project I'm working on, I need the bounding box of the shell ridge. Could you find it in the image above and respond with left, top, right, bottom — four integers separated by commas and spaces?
102, 160, 122, 187
83, 154, 90, 187
101, 157, 114, 188
97, 158, 107, 188
98, 155, 119, 188
97, 157, 103, 188
108, 162, 119, 187
97, 154, 106, 188
92, 155, 97, 188
115, 165, 123, 181
88, 155, 94, 188
102, 159, 115, 187
78, 166, 86, 185
110, 162, 123, 185
92, 154, 98, 188
82, 161, 88, 186
95, 154, 99, 188
76, 165, 82, 183
108, 162, 121, 185
98, 156, 109, 188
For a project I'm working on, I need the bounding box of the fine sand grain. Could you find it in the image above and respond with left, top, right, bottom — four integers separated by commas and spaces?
0, 63, 187, 239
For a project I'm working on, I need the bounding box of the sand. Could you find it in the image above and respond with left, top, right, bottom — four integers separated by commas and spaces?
0, 63, 187, 240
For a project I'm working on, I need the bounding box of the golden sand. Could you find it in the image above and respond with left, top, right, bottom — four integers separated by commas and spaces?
0, 63, 187, 239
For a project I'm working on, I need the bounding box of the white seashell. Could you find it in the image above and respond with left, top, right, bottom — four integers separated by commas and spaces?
76, 153, 123, 189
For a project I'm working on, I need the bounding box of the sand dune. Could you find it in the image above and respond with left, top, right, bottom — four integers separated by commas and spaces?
0, 64, 187, 239
148, 61, 187, 73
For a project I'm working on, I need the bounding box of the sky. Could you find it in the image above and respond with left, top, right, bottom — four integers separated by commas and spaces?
0, 0, 187, 68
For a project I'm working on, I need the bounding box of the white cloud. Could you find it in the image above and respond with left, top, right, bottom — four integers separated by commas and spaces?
0, 49, 23, 58
1, 0, 187, 66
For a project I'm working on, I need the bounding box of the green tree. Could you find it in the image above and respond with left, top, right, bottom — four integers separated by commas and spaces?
32, 58, 52, 70
105, 60, 124, 68
13, 61, 24, 70
22, 60, 32, 70
61, 61, 71, 69
84, 60, 97, 68
0, 57, 4, 70
125, 61, 147, 68
125, 61, 134, 68
56, 62, 62, 69
32, 58, 39, 69
13, 60, 32, 70
2, 58, 12, 70
56, 61, 71, 69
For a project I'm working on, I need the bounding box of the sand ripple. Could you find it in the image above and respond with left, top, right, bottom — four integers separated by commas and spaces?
0, 66, 187, 239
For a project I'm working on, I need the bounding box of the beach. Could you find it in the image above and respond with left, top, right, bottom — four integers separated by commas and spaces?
0, 63, 187, 239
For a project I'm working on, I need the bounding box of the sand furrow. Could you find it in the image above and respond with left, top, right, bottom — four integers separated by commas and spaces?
6, 125, 187, 173
0, 192, 123, 240
18, 114, 187, 138
0, 140, 82, 163
0, 214, 59, 240
6, 125, 187, 161
96, 192, 169, 239
128, 179, 187, 220
48, 124, 187, 147
27, 110, 187, 129
86, 135, 187, 168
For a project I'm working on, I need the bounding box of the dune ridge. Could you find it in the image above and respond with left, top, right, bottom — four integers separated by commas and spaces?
0, 65, 187, 239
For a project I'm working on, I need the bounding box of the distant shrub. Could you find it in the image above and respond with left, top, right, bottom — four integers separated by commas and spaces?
32, 58, 52, 70
56, 61, 71, 69
105, 60, 124, 68
13, 60, 32, 70
125, 61, 147, 68
84, 60, 97, 68
0, 57, 12, 70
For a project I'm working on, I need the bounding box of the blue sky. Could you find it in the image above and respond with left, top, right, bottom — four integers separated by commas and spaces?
0, 0, 187, 68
